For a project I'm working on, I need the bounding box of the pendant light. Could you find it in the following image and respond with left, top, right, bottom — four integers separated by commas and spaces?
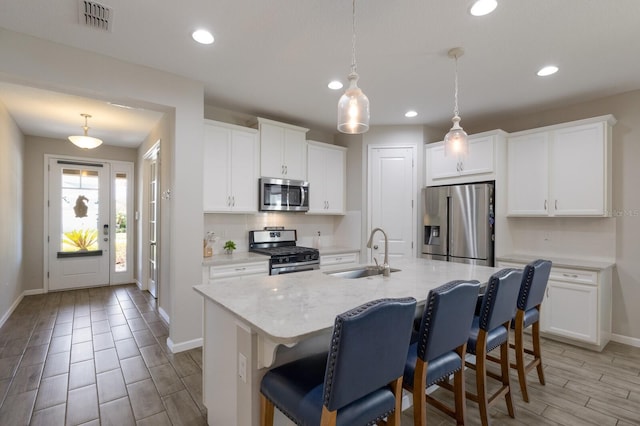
337, 0, 370, 134
68, 113, 103, 149
444, 48, 468, 157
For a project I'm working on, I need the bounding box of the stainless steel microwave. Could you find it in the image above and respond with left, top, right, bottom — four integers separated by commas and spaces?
259, 177, 309, 212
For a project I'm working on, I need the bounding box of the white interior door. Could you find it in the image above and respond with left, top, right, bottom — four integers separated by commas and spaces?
368, 146, 416, 260
48, 159, 111, 290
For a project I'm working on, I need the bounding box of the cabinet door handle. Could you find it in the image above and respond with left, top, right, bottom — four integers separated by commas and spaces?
555, 199, 558, 210
546, 287, 549, 298
227, 196, 231, 206
544, 200, 548, 211
232, 196, 235, 207
284, 165, 288, 175
459, 161, 463, 172
281, 165, 285, 174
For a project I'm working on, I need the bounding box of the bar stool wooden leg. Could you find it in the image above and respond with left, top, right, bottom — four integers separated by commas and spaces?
532, 315, 545, 385
513, 310, 529, 402
475, 331, 490, 426
500, 331, 515, 418
453, 345, 467, 425
260, 394, 274, 426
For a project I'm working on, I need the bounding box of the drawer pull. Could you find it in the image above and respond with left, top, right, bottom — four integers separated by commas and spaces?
235, 267, 246, 271
562, 273, 579, 278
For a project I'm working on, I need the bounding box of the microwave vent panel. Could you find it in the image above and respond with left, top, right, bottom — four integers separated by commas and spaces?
78, 0, 113, 32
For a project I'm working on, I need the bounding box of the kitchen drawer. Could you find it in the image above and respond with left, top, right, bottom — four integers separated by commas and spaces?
549, 267, 598, 285
209, 261, 269, 280
320, 252, 359, 268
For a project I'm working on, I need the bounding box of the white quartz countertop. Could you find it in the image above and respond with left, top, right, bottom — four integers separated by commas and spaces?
497, 254, 615, 271
318, 246, 360, 255
193, 257, 501, 345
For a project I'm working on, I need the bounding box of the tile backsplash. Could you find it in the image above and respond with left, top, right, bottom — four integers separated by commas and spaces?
203, 211, 361, 254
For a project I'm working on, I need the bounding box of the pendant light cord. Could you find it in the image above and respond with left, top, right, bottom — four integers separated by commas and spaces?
351, 0, 357, 74
453, 54, 460, 117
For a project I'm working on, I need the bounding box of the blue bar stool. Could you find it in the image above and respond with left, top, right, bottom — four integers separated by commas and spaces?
403, 280, 481, 426
260, 297, 417, 426
510, 259, 552, 402
465, 268, 523, 426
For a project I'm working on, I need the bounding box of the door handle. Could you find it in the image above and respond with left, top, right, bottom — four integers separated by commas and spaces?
103, 224, 109, 235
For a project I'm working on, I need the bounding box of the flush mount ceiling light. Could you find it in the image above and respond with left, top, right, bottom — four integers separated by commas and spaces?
192, 29, 214, 45
405, 110, 418, 118
537, 65, 559, 77
68, 113, 103, 149
470, 0, 498, 16
328, 80, 344, 90
337, 0, 370, 134
444, 47, 469, 157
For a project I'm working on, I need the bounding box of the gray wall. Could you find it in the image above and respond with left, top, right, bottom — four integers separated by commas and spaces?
0, 101, 24, 325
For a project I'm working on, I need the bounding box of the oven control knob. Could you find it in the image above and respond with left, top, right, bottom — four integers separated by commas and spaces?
282, 257, 289, 263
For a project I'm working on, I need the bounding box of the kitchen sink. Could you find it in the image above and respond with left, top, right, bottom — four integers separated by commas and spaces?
325, 266, 401, 279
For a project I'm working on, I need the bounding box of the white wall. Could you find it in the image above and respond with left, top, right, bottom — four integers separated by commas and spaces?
0, 29, 204, 351
0, 100, 24, 326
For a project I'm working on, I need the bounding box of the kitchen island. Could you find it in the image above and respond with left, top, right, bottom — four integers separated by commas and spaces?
193, 257, 502, 426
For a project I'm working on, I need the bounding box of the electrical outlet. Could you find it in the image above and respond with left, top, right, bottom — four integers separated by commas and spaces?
238, 353, 247, 383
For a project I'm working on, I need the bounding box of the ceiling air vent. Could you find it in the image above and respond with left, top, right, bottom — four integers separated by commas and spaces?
78, 0, 113, 32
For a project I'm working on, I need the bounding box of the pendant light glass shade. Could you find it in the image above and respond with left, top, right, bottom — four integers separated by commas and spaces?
68, 114, 103, 149
337, 72, 370, 134
444, 115, 468, 156
337, 0, 370, 134
444, 48, 468, 157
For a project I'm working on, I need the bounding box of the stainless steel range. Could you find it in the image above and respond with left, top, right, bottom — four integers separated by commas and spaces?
249, 228, 320, 275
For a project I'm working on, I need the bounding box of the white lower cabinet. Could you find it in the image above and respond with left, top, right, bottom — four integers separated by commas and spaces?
320, 252, 359, 269
497, 259, 612, 351
205, 261, 269, 282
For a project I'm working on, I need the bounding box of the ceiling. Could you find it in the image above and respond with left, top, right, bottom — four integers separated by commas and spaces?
1, 0, 640, 147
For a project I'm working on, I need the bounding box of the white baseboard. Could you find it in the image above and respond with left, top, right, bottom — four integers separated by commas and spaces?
135, 279, 145, 290
166, 336, 202, 354
0, 293, 24, 328
158, 306, 170, 325
611, 333, 640, 348
0, 288, 46, 328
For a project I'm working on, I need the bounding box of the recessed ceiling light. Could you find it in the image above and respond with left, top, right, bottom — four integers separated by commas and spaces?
328, 80, 343, 90
470, 0, 498, 16
192, 29, 214, 45
537, 65, 559, 77
405, 110, 418, 118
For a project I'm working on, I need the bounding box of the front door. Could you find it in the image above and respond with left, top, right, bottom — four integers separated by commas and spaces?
368, 146, 416, 260
48, 159, 111, 290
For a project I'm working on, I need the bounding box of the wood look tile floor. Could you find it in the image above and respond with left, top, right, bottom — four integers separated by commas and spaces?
2, 284, 640, 425
0, 284, 206, 426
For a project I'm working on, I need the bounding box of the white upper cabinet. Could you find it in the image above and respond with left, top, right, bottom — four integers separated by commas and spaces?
425, 131, 506, 186
257, 118, 309, 181
307, 141, 347, 215
507, 115, 615, 217
203, 120, 259, 213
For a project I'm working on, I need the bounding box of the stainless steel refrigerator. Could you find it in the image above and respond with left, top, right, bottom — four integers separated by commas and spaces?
422, 182, 495, 266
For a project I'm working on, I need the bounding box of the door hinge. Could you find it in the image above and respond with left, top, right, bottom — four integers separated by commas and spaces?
47, 271, 49, 278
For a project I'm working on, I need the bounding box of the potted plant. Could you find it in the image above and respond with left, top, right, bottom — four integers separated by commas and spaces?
223, 240, 236, 254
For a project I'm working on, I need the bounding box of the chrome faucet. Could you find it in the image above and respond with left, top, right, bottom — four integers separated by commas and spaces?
366, 227, 390, 277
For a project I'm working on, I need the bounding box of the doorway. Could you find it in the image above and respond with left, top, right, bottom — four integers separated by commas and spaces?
143, 142, 160, 299
367, 145, 417, 260
46, 156, 134, 291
